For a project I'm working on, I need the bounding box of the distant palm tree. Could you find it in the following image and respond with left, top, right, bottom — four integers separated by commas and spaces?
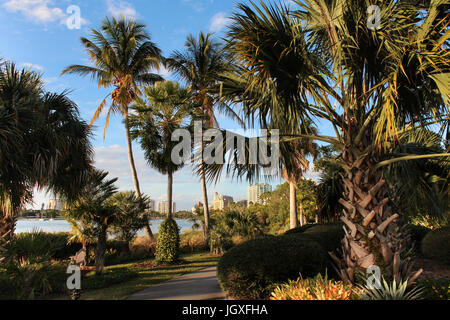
65, 169, 118, 274
129, 81, 192, 218
166, 32, 242, 245
62, 17, 164, 239
0, 62, 93, 260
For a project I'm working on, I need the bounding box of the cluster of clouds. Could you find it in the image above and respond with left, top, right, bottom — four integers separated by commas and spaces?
3, 0, 232, 34
3, 0, 88, 26
2, 0, 138, 26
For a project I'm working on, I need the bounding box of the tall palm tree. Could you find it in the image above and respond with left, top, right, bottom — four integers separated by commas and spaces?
226, 0, 449, 284
166, 32, 242, 245
0, 62, 93, 261
129, 81, 192, 218
65, 169, 118, 274
62, 16, 164, 239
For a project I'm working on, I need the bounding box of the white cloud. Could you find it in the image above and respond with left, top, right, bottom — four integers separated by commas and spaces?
3, 0, 88, 26
106, 0, 137, 19
21, 62, 44, 72
209, 12, 230, 33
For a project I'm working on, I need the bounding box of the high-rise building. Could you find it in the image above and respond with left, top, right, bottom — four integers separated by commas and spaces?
247, 183, 272, 206
148, 199, 156, 211
211, 192, 234, 210
47, 199, 65, 211
158, 201, 176, 214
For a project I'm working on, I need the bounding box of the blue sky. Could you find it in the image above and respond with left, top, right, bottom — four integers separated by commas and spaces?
0, 0, 328, 210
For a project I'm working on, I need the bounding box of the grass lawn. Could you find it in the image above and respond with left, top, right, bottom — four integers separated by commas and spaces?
53, 252, 220, 300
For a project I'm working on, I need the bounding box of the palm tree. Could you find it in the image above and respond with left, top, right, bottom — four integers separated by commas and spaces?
108, 191, 151, 254
65, 169, 118, 274
0, 62, 93, 261
166, 32, 242, 245
61, 17, 164, 238
129, 81, 192, 218
225, 0, 449, 284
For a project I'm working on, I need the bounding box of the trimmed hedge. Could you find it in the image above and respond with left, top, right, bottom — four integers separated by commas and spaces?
217, 236, 327, 299
155, 218, 180, 264
421, 226, 450, 264
283, 222, 345, 252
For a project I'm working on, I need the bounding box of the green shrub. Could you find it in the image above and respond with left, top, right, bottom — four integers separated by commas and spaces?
283, 224, 317, 235
406, 224, 431, 251
217, 236, 327, 299
1, 260, 67, 299
155, 218, 180, 264
421, 226, 450, 263
417, 278, 450, 300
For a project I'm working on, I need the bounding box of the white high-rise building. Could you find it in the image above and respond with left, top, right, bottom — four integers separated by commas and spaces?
211, 192, 234, 210
158, 201, 176, 214
247, 183, 272, 206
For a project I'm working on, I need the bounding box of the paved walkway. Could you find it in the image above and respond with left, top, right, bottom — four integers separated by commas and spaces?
127, 267, 226, 300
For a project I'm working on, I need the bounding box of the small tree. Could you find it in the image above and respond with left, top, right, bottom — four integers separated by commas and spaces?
108, 191, 151, 255
65, 170, 118, 274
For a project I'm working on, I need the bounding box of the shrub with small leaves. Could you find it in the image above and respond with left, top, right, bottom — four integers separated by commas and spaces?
155, 218, 180, 264
417, 278, 450, 300
270, 273, 358, 300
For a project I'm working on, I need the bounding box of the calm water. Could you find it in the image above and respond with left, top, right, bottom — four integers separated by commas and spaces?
15, 219, 195, 236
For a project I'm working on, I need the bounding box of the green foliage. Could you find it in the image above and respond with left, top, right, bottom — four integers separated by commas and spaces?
421, 226, 450, 263
360, 278, 424, 300
417, 278, 450, 300
217, 235, 327, 299
209, 209, 264, 254
0, 260, 67, 299
155, 218, 180, 264
82, 268, 138, 290
108, 191, 150, 244
406, 224, 431, 251
284, 222, 345, 252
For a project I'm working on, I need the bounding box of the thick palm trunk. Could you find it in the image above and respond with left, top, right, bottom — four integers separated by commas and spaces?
200, 167, 210, 248
0, 214, 15, 263
168, 171, 173, 219
289, 181, 299, 229
330, 150, 422, 285
95, 224, 108, 275
125, 120, 154, 239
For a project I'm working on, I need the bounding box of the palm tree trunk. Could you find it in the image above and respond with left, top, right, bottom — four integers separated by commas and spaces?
125, 120, 154, 239
168, 171, 173, 219
289, 181, 299, 229
329, 149, 422, 286
299, 202, 304, 226
0, 214, 15, 263
200, 167, 210, 248
95, 224, 107, 275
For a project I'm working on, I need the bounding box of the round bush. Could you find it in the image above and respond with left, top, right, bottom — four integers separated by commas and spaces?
155, 218, 180, 264
284, 222, 345, 252
421, 226, 450, 264
217, 236, 327, 299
